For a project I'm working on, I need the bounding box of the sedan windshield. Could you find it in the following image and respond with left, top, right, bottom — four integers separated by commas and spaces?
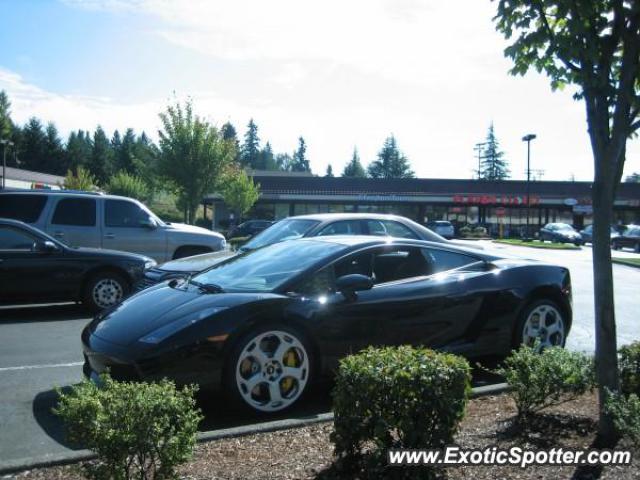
240, 219, 320, 251
192, 240, 343, 292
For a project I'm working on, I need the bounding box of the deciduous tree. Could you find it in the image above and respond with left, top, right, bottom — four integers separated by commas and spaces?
220, 166, 260, 221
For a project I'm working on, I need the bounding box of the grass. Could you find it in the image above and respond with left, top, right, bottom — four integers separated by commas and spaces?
612, 257, 640, 268
493, 239, 581, 250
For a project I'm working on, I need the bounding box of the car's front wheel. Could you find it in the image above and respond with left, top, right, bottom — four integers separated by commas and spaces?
83, 271, 129, 312
515, 299, 567, 349
227, 326, 312, 413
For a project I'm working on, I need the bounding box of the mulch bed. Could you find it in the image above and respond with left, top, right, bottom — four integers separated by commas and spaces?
5, 392, 638, 480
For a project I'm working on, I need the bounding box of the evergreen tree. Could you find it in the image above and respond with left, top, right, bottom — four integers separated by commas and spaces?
367, 135, 414, 179
325, 164, 334, 177
260, 142, 278, 170
240, 119, 260, 168
479, 124, 509, 180
0, 90, 13, 141
44, 123, 65, 175
221, 121, 240, 162
291, 136, 310, 172
131, 132, 160, 194
65, 130, 93, 173
117, 128, 137, 174
91, 126, 115, 185
20, 117, 47, 172
342, 148, 367, 177
275, 152, 293, 171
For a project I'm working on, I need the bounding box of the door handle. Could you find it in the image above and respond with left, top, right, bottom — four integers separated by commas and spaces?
53, 231, 65, 238
104, 233, 115, 239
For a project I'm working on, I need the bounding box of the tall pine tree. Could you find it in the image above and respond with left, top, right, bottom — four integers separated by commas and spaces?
91, 126, 115, 185
44, 123, 65, 174
342, 147, 366, 177
20, 118, 47, 172
240, 119, 260, 168
0, 90, 13, 142
290, 136, 310, 172
367, 135, 414, 179
325, 164, 334, 177
221, 121, 240, 163
65, 130, 93, 173
479, 123, 509, 180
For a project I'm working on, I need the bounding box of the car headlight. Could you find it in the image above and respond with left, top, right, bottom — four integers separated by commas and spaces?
139, 306, 228, 344
144, 259, 157, 269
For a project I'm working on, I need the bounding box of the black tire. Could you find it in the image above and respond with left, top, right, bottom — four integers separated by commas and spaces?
83, 271, 130, 312
173, 246, 211, 259
224, 324, 314, 414
513, 299, 567, 349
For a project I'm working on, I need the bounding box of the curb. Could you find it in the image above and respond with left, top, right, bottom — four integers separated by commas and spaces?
612, 258, 640, 269
0, 383, 509, 476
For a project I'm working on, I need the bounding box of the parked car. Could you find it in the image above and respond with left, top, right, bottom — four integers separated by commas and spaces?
227, 220, 274, 239
0, 218, 155, 311
611, 225, 640, 252
83, 235, 571, 413
539, 223, 583, 245
135, 213, 478, 289
0, 190, 226, 263
425, 220, 455, 239
579, 224, 620, 244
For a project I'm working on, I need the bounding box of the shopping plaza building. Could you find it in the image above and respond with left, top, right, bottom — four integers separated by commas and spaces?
204, 172, 640, 237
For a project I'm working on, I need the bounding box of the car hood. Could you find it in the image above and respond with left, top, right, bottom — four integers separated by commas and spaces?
157, 250, 235, 273
165, 222, 225, 239
90, 283, 281, 346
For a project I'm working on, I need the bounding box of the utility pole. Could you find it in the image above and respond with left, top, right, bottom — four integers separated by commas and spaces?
0, 139, 13, 189
522, 134, 537, 240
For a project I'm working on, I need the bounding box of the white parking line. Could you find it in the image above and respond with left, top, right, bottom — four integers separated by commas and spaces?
0, 361, 83, 372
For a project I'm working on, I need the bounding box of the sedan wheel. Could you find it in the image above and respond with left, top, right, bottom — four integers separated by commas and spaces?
518, 301, 566, 349
84, 273, 128, 311
232, 328, 311, 413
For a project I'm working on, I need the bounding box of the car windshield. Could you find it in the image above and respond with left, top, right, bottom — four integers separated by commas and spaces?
192, 239, 343, 292
240, 219, 320, 251
554, 224, 574, 231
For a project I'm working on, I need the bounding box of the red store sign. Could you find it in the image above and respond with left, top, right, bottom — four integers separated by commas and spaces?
453, 194, 541, 206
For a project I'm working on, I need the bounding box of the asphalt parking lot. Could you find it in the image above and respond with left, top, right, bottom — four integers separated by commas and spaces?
1, 242, 639, 470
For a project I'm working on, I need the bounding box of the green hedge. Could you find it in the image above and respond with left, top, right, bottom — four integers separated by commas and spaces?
619, 341, 640, 396
331, 346, 471, 465
54, 375, 202, 480
496, 344, 595, 422
605, 391, 640, 447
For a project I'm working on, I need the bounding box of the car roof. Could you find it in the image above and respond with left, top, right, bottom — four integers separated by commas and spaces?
0, 189, 142, 201
281, 213, 413, 222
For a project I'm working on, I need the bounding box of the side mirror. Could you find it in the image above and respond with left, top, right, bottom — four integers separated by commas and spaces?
140, 217, 157, 229
35, 240, 59, 253
335, 274, 373, 299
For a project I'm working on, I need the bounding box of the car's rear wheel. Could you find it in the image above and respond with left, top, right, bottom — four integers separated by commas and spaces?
227, 326, 312, 413
515, 299, 566, 349
83, 271, 129, 312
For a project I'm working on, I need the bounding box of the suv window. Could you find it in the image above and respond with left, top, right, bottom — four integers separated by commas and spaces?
51, 198, 96, 226
0, 194, 47, 223
105, 200, 150, 228
0, 225, 37, 250
317, 220, 362, 236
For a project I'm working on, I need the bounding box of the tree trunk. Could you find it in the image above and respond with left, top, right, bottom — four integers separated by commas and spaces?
591, 170, 620, 444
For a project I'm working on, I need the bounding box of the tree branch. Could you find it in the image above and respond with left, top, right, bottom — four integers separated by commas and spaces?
532, 0, 582, 73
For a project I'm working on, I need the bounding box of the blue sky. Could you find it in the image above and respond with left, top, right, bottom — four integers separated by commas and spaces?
1, 0, 639, 180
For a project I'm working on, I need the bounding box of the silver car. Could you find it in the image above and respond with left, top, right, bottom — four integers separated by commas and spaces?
0, 190, 226, 262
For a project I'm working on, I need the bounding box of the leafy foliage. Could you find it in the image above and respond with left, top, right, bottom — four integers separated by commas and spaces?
479, 123, 509, 180
331, 346, 471, 471
605, 390, 640, 447
342, 148, 366, 178
107, 171, 150, 202
496, 344, 595, 421
619, 341, 640, 396
62, 166, 98, 191
367, 135, 414, 179
54, 375, 202, 480
220, 166, 260, 218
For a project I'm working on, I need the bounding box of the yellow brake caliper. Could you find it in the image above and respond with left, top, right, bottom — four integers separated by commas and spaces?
281, 350, 297, 394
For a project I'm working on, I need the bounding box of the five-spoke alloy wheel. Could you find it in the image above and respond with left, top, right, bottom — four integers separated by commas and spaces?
231, 327, 311, 413
518, 300, 566, 349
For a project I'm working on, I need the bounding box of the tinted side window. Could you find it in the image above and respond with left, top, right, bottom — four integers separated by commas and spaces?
317, 220, 362, 236
365, 220, 387, 236
0, 226, 37, 250
51, 198, 96, 226
0, 194, 47, 223
381, 221, 419, 239
105, 200, 149, 228
425, 248, 477, 273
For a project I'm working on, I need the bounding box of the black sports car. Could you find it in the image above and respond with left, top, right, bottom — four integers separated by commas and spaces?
83, 236, 572, 413
0, 218, 155, 311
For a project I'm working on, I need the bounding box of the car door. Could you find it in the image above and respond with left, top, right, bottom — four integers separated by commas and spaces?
45, 197, 101, 248
0, 225, 70, 303
102, 199, 167, 261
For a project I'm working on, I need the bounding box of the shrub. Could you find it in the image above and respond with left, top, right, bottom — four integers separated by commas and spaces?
496, 344, 595, 421
54, 375, 202, 480
63, 166, 98, 191
473, 225, 488, 236
459, 225, 473, 237
619, 341, 640, 395
331, 346, 471, 466
605, 391, 640, 447
107, 170, 150, 202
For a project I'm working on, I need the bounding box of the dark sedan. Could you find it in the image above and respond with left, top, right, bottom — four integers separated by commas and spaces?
136, 213, 476, 289
611, 225, 640, 252
579, 224, 620, 244
0, 218, 155, 311
83, 236, 571, 413
539, 223, 584, 245
226, 220, 274, 239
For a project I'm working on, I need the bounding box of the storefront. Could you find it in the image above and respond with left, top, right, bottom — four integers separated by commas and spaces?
204, 174, 640, 237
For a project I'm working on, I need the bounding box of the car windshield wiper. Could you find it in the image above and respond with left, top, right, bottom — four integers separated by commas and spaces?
191, 281, 225, 294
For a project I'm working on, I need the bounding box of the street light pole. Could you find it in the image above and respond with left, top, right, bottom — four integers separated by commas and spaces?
522, 134, 537, 240
0, 139, 13, 189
